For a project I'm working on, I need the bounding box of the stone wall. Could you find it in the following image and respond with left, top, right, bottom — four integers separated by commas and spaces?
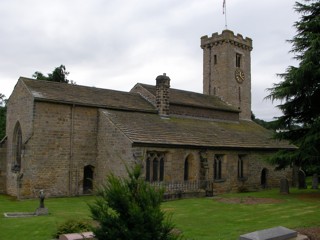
6, 94, 99, 198
6, 81, 35, 196
201, 30, 252, 120
0, 139, 7, 193
135, 147, 292, 195
96, 110, 136, 184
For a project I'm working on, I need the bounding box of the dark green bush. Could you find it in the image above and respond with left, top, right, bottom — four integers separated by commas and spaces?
53, 219, 93, 238
89, 165, 182, 240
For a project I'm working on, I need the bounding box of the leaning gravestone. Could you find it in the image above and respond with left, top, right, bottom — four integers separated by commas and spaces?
312, 173, 319, 189
280, 178, 289, 194
298, 170, 307, 189
239, 226, 309, 240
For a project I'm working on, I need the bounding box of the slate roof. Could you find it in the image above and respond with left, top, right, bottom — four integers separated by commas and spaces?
102, 110, 295, 150
20, 77, 156, 112
135, 83, 239, 112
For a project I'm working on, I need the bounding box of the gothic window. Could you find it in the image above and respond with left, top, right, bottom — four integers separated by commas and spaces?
184, 158, 189, 181
159, 158, 164, 181
214, 155, 223, 180
153, 159, 158, 181
146, 158, 151, 181
236, 53, 242, 68
214, 55, 217, 65
13, 122, 22, 171
238, 155, 244, 179
145, 151, 165, 182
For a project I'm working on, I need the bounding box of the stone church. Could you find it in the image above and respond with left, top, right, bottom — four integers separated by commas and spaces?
0, 30, 294, 199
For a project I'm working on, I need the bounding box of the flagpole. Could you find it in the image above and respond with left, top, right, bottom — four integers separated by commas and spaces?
223, 0, 228, 29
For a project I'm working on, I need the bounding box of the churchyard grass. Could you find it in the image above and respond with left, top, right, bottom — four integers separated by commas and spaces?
0, 188, 319, 240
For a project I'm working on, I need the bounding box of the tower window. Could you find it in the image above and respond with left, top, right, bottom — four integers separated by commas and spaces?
236, 53, 242, 68
214, 55, 217, 65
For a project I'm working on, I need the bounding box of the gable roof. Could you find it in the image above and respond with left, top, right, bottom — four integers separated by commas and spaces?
20, 77, 156, 112
133, 83, 239, 113
102, 109, 295, 150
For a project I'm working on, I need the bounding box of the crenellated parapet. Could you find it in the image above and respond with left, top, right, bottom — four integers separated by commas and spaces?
201, 30, 252, 51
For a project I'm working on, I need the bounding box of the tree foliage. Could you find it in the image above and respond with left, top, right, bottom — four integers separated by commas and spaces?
89, 165, 181, 240
266, 0, 320, 170
0, 94, 6, 140
251, 112, 279, 131
32, 65, 71, 83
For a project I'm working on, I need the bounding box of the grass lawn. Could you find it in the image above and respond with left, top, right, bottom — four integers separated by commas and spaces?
0, 188, 319, 240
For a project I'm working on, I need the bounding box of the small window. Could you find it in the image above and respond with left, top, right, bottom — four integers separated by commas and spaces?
214, 55, 217, 65
214, 155, 223, 180
145, 152, 165, 182
238, 155, 244, 179
236, 53, 242, 68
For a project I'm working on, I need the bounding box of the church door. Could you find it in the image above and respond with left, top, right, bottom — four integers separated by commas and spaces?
83, 165, 94, 194
261, 168, 268, 189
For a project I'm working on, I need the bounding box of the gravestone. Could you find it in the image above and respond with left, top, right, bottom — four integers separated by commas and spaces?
280, 178, 289, 194
239, 226, 298, 240
59, 232, 95, 240
35, 190, 48, 215
312, 173, 319, 189
298, 170, 307, 189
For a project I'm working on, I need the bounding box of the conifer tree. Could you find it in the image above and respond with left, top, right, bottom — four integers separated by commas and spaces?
89, 165, 181, 240
266, 0, 320, 170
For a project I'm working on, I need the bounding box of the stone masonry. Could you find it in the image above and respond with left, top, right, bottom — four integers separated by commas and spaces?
201, 30, 252, 120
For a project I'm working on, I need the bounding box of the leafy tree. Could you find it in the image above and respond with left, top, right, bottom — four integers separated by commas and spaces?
251, 112, 279, 131
266, 0, 320, 171
89, 165, 181, 240
0, 94, 7, 140
32, 65, 71, 83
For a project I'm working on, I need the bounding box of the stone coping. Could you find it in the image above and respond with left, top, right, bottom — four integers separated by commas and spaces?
4, 212, 37, 218
239, 226, 297, 240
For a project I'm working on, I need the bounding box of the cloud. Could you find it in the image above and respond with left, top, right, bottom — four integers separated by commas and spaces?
0, 0, 298, 120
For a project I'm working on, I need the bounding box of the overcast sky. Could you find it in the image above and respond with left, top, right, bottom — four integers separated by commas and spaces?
0, 0, 299, 120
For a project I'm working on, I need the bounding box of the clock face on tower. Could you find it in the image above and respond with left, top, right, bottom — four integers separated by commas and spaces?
235, 68, 245, 83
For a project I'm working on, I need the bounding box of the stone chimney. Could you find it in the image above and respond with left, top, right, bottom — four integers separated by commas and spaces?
156, 73, 170, 116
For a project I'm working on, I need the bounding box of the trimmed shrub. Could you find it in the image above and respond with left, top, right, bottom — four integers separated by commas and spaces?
53, 219, 92, 238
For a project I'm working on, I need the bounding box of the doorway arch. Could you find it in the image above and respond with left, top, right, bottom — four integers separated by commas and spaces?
184, 154, 196, 181
261, 168, 268, 189
83, 165, 94, 194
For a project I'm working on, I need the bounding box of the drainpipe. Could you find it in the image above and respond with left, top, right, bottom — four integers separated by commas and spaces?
69, 104, 75, 196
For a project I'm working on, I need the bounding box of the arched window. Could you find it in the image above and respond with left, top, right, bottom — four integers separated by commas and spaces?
152, 159, 159, 181
159, 157, 164, 181
83, 165, 94, 194
214, 155, 223, 180
184, 154, 196, 181
13, 122, 22, 171
238, 155, 244, 179
145, 158, 151, 181
184, 158, 189, 181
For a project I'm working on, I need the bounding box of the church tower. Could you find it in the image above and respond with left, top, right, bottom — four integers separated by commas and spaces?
201, 30, 253, 120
